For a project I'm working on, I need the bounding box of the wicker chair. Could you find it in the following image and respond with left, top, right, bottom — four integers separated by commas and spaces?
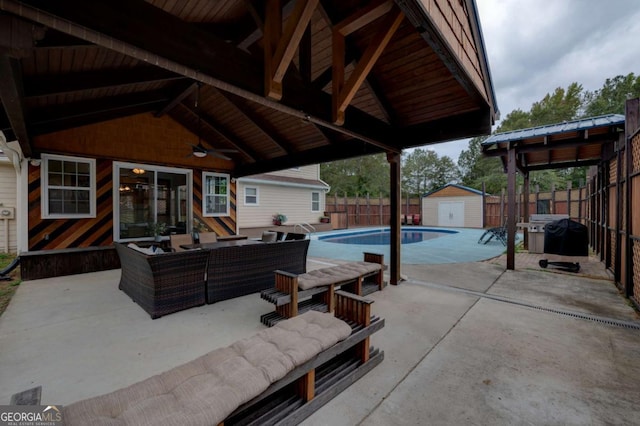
115, 243, 209, 319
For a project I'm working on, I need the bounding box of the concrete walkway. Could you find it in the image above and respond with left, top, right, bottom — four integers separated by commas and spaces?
1, 256, 639, 425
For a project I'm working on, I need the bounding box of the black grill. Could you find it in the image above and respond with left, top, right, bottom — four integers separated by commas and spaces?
539, 219, 588, 273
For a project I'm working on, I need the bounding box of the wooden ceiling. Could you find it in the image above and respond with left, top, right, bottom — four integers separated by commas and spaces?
0, 0, 497, 177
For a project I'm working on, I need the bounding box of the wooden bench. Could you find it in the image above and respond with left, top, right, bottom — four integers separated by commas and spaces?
13, 291, 384, 426
260, 252, 384, 327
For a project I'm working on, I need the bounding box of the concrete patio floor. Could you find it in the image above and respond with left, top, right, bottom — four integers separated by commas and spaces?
1, 255, 639, 425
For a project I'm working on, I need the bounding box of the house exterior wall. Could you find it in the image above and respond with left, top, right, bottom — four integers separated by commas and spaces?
267, 166, 319, 180
422, 194, 483, 228
26, 113, 237, 251
0, 159, 18, 254
237, 180, 326, 228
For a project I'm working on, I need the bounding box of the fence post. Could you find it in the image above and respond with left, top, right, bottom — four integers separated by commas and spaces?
551, 183, 556, 214
379, 192, 383, 225
535, 184, 540, 214
500, 188, 505, 226
366, 193, 371, 226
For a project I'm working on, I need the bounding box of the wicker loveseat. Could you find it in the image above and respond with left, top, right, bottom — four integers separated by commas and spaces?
115, 243, 210, 319
206, 239, 310, 303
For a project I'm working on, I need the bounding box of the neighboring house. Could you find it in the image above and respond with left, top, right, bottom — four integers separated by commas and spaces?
0, 153, 17, 254
237, 165, 330, 228
422, 184, 484, 228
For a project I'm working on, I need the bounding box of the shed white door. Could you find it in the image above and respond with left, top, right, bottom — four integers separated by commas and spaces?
438, 201, 464, 227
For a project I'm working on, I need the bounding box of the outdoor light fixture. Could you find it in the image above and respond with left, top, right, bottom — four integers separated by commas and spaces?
192, 150, 207, 158
132, 168, 145, 174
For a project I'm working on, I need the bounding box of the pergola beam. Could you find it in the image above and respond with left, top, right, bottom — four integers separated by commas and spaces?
332, 3, 403, 124
0, 55, 31, 155
264, 0, 318, 100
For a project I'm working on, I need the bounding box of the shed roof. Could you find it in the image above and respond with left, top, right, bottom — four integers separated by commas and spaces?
423, 183, 483, 197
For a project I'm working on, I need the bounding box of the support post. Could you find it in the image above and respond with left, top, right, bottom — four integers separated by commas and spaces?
625, 98, 639, 297
507, 147, 517, 270
481, 182, 486, 228
523, 173, 530, 250
567, 181, 572, 219
388, 151, 401, 284
500, 188, 505, 226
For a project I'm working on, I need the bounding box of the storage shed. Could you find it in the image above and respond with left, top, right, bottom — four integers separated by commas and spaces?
422, 184, 484, 228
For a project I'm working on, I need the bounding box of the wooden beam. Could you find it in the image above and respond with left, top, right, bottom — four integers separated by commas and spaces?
180, 105, 259, 163
387, 151, 401, 285
506, 147, 516, 270
400, 109, 491, 147
217, 90, 294, 155
0, 55, 31, 156
235, 139, 384, 177
333, 8, 403, 124
334, 0, 394, 36
28, 91, 169, 136
264, 0, 318, 99
272, 0, 318, 82
155, 81, 197, 117
24, 66, 184, 98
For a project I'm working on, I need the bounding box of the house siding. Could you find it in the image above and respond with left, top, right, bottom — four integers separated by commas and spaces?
237, 182, 326, 227
266, 165, 319, 180
25, 114, 238, 251
0, 160, 18, 254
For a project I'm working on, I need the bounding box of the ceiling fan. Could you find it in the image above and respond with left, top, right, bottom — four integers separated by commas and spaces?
185, 83, 238, 161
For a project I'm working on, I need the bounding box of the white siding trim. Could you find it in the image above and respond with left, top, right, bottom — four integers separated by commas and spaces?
238, 177, 329, 190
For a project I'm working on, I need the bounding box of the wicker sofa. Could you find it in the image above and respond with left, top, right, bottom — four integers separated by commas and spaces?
206, 239, 310, 303
115, 243, 210, 319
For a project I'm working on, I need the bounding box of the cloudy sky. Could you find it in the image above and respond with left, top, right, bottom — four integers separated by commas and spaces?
431, 0, 640, 162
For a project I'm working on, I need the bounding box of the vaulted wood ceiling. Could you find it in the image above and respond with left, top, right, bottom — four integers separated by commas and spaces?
0, 0, 497, 177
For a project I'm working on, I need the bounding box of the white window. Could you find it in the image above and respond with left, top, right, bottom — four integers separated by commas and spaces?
244, 187, 258, 205
203, 172, 230, 216
311, 191, 320, 212
41, 154, 96, 218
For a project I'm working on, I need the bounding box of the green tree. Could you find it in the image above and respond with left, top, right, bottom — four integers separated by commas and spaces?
458, 136, 505, 194
320, 154, 389, 196
495, 109, 531, 133
402, 148, 459, 196
529, 83, 583, 126
583, 73, 640, 116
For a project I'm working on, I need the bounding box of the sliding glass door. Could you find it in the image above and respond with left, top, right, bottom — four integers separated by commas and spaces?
114, 163, 191, 241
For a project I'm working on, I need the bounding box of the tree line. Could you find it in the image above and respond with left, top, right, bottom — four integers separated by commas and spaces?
321, 72, 640, 197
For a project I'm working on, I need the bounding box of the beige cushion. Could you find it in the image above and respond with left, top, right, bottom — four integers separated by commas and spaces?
297, 261, 382, 290
63, 311, 351, 426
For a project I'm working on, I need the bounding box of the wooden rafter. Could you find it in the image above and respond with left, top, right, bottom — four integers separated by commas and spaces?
181, 104, 259, 163
24, 67, 183, 98
155, 81, 197, 117
29, 91, 169, 136
264, 0, 319, 100
217, 90, 293, 155
332, 2, 403, 125
0, 55, 31, 155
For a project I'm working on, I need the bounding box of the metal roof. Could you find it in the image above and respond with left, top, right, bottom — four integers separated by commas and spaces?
482, 114, 625, 146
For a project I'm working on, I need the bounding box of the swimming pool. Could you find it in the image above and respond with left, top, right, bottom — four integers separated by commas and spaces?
309, 226, 517, 264
319, 228, 457, 245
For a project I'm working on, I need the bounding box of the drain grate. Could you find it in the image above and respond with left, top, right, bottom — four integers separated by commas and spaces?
409, 279, 640, 331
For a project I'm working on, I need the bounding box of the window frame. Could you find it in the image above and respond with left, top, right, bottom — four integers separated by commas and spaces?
202, 172, 230, 217
244, 186, 259, 206
311, 191, 321, 212
41, 154, 96, 219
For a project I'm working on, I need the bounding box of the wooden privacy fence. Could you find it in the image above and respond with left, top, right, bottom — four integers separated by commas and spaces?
324, 194, 421, 226
484, 185, 589, 228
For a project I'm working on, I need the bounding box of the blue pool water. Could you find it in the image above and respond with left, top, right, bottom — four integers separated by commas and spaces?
319, 228, 457, 245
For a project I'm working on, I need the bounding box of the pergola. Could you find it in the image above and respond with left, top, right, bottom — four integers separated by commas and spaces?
0, 0, 497, 283
481, 114, 626, 270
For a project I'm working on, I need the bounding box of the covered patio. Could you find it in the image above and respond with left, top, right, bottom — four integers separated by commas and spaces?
1, 256, 638, 423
